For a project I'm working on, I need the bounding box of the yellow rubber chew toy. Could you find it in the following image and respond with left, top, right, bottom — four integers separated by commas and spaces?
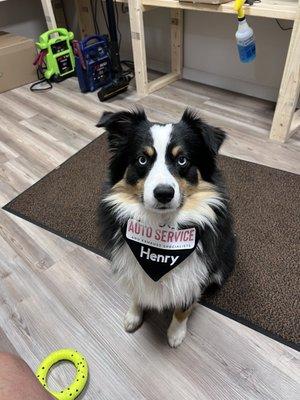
35, 348, 88, 400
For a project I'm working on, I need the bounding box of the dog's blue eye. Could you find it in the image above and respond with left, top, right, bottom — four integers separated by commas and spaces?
177, 156, 187, 166
138, 156, 147, 166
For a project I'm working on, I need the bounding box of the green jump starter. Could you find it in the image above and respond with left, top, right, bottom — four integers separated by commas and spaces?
36, 28, 75, 80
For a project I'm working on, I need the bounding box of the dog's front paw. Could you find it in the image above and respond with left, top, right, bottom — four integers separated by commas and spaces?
167, 321, 187, 348
124, 307, 143, 332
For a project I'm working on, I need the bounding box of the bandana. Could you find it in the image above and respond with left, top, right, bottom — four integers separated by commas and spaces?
121, 218, 199, 281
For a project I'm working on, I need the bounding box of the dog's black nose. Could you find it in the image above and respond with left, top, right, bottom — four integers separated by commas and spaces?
153, 185, 175, 204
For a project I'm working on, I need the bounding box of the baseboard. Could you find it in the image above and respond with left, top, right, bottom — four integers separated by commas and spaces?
182, 67, 278, 103
121, 52, 170, 74
121, 54, 300, 106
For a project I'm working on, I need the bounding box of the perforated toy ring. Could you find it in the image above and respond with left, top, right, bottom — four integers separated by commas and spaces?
35, 348, 88, 400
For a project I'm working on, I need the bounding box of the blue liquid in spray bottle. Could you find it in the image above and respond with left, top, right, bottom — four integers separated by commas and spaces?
236, 17, 256, 63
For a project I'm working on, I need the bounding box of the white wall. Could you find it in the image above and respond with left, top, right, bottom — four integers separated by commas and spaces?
183, 12, 292, 102
104, 7, 169, 69
0, 0, 296, 103
110, 6, 294, 103
0, 0, 47, 40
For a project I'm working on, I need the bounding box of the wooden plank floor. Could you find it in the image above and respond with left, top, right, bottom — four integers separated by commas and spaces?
0, 77, 299, 400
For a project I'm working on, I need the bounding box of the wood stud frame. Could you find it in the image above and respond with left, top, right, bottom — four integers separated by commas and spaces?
127, 0, 300, 143
40, 0, 300, 142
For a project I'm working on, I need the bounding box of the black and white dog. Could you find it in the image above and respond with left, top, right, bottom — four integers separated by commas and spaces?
98, 108, 235, 347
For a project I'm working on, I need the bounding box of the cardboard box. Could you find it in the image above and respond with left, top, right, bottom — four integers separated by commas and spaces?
0, 31, 37, 93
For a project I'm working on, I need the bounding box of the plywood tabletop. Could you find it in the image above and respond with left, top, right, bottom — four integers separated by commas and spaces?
139, 0, 298, 20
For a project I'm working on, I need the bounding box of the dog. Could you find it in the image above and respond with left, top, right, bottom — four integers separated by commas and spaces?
97, 108, 235, 347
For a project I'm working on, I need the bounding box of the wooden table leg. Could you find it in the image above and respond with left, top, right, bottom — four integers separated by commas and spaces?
270, 6, 300, 142
128, 0, 149, 96
171, 9, 183, 77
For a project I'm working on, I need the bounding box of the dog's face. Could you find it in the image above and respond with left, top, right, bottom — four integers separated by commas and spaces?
97, 108, 225, 214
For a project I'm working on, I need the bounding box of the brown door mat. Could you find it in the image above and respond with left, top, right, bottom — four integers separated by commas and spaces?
3, 134, 300, 350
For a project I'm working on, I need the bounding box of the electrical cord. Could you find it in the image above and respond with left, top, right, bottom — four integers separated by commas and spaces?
90, 0, 100, 34
61, 0, 70, 31
121, 60, 134, 68
275, 19, 293, 31
90, 0, 96, 33
247, 0, 292, 31
99, 0, 134, 76
99, 1, 122, 52
121, 60, 134, 76
100, 0, 110, 34
121, 3, 128, 14
113, 2, 134, 74
30, 68, 52, 91
94, 0, 101, 34
30, 78, 52, 91
114, 0, 122, 50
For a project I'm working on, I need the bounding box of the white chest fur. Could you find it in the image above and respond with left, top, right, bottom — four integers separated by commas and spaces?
111, 238, 209, 311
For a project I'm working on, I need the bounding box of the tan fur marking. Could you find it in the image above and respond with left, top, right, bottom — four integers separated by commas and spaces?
112, 177, 145, 201
174, 304, 195, 322
181, 184, 219, 213
144, 146, 155, 157
188, 180, 217, 196
176, 171, 219, 213
110, 191, 137, 205
177, 171, 202, 195
171, 145, 182, 157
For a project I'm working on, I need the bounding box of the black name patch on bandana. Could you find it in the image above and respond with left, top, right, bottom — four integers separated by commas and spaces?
121, 219, 199, 281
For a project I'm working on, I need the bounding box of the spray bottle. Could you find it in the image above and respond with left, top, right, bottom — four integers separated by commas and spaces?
234, 1, 256, 63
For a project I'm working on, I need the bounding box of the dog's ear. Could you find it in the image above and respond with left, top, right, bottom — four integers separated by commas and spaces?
181, 108, 226, 156
97, 109, 148, 185
97, 108, 148, 152
96, 111, 114, 127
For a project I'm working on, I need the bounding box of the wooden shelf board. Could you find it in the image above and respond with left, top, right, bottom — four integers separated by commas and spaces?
141, 0, 298, 20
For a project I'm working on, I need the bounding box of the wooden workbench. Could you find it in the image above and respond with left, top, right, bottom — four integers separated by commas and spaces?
128, 0, 300, 143
40, 0, 300, 143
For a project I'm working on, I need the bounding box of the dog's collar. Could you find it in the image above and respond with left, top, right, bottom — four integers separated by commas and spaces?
121, 218, 199, 281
